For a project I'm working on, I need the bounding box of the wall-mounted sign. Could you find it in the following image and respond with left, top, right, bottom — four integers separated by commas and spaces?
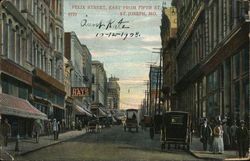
71, 87, 89, 97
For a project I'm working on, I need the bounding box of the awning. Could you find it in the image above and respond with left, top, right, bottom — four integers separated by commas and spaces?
91, 106, 107, 116
99, 107, 108, 116
52, 103, 65, 110
0, 93, 47, 120
74, 105, 92, 117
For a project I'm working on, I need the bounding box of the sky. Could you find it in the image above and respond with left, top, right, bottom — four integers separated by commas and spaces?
64, 0, 172, 109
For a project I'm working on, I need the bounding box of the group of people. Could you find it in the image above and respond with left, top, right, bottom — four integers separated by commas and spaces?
200, 118, 249, 158
32, 118, 63, 142
71, 119, 88, 131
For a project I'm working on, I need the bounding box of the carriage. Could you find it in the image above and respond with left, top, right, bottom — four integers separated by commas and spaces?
87, 119, 101, 133
124, 109, 139, 132
160, 111, 192, 151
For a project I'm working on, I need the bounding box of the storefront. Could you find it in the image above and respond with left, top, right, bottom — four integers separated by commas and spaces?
32, 68, 66, 121
0, 93, 47, 137
0, 59, 46, 137
74, 104, 93, 128
65, 97, 74, 129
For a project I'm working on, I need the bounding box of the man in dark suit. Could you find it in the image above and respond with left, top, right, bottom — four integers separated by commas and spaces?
200, 118, 212, 151
236, 120, 249, 158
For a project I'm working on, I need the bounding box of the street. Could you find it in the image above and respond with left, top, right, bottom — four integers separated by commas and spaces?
16, 126, 202, 161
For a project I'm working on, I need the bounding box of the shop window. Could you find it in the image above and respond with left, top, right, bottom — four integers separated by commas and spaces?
19, 86, 28, 99
2, 79, 9, 94
234, 81, 240, 114
243, 78, 249, 126
233, 53, 240, 78
242, 47, 249, 74
92, 74, 95, 83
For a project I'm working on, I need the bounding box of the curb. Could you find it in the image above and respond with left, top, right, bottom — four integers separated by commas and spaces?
188, 150, 223, 161
17, 131, 87, 156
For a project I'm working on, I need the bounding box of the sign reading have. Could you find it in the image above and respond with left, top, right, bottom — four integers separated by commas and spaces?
71, 87, 90, 97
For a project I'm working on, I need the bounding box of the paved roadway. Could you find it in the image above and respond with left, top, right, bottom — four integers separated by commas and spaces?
16, 126, 203, 161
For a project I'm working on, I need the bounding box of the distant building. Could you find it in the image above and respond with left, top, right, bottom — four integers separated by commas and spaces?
91, 61, 107, 108
64, 32, 92, 126
107, 77, 120, 111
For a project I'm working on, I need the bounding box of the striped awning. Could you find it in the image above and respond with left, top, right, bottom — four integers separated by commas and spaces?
0, 93, 47, 120
74, 105, 92, 117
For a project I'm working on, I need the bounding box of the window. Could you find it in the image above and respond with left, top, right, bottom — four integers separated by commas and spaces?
233, 53, 240, 78
243, 78, 249, 126
41, 52, 44, 71
2, 14, 8, 57
21, 0, 26, 11
92, 91, 95, 101
37, 2, 40, 26
92, 74, 95, 83
48, 59, 52, 76
49, 25, 53, 44
16, 0, 20, 10
242, 47, 249, 74
15, 27, 20, 64
234, 81, 240, 114
41, 5, 44, 30
207, 69, 220, 118
27, 36, 32, 63
8, 20, 15, 60
171, 115, 183, 125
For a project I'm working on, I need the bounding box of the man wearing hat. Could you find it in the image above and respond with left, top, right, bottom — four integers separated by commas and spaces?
236, 120, 249, 158
200, 118, 212, 151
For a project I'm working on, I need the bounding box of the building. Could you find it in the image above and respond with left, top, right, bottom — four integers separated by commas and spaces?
91, 60, 107, 107
91, 61, 108, 116
64, 32, 93, 126
0, 0, 64, 136
160, 6, 177, 112
107, 76, 120, 112
172, 0, 249, 129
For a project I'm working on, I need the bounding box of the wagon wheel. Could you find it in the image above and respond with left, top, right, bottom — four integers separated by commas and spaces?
187, 144, 190, 150
150, 127, 154, 139
161, 143, 165, 151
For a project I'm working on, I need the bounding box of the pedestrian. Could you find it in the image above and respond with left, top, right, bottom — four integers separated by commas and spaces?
212, 121, 224, 154
78, 120, 82, 130
57, 121, 60, 139
1, 119, 11, 147
236, 120, 249, 158
52, 119, 58, 140
71, 121, 75, 130
32, 119, 42, 143
230, 120, 237, 149
222, 119, 230, 149
200, 118, 212, 151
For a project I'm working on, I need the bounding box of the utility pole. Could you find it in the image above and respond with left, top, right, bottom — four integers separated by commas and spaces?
146, 82, 149, 115
154, 68, 159, 115
158, 49, 162, 115
149, 65, 152, 116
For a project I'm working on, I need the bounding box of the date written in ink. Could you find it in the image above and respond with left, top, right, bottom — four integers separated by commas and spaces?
96, 32, 141, 40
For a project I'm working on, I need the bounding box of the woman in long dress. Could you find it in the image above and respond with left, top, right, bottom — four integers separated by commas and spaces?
213, 122, 224, 154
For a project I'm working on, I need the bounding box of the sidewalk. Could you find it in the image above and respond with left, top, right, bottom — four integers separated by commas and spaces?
190, 136, 250, 161
1, 129, 86, 158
